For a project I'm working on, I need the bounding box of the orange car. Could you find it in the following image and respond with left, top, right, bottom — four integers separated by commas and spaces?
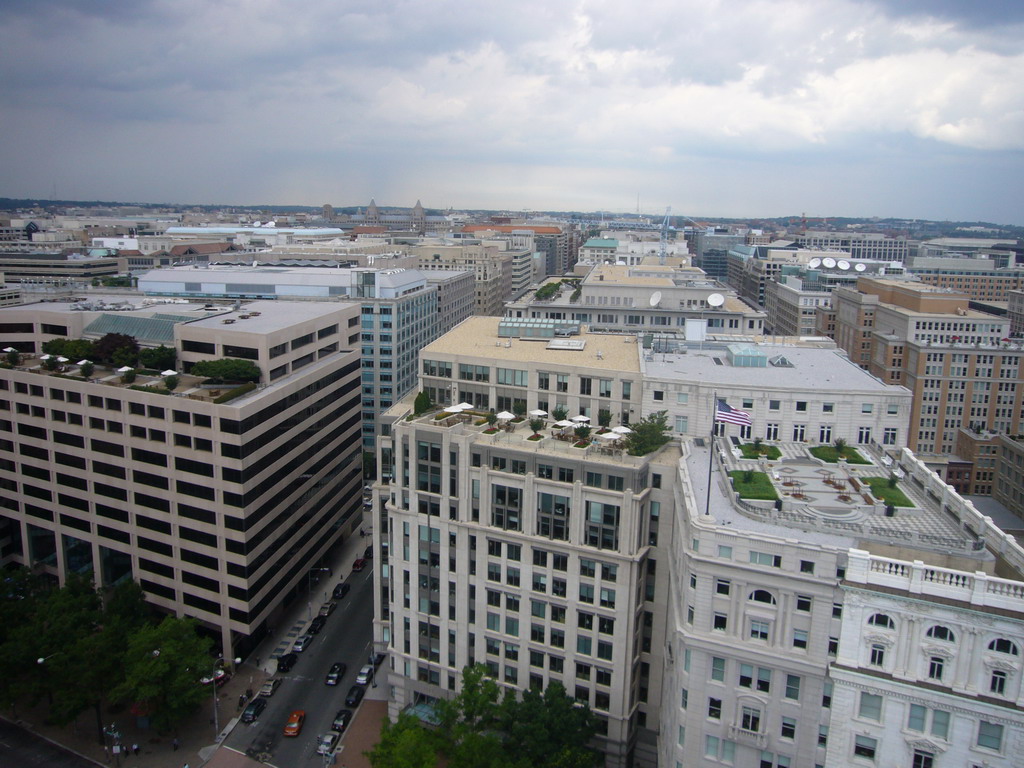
283, 710, 305, 737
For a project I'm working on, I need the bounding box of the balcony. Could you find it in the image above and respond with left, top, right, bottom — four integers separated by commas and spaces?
727, 725, 766, 748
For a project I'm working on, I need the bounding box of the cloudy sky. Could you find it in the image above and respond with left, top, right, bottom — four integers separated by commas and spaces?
1, 0, 1022, 222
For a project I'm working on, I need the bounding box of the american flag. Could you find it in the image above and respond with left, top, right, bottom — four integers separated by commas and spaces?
715, 399, 752, 426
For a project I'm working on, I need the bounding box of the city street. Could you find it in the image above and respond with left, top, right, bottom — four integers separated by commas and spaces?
224, 564, 376, 766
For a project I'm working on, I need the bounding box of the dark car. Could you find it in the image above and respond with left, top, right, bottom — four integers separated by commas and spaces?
308, 616, 327, 635
325, 662, 347, 686
332, 582, 351, 600
351, 558, 367, 572
372, 652, 386, 668
240, 696, 267, 723
345, 684, 365, 706
276, 652, 298, 673
332, 708, 353, 732
363, 545, 373, 559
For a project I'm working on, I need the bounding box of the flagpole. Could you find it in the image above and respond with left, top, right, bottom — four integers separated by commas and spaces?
705, 391, 716, 515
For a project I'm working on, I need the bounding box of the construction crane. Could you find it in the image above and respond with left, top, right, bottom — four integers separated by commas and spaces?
659, 207, 672, 265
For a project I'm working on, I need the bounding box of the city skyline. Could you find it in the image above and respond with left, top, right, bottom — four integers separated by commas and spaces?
1, 1, 1023, 224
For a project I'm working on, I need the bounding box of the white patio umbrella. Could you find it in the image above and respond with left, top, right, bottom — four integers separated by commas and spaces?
76, 359, 91, 366
611, 426, 633, 434
571, 415, 591, 423
528, 409, 548, 417
597, 431, 620, 441
443, 405, 464, 414
40, 354, 52, 360
2, 347, 16, 353
161, 370, 178, 377
117, 366, 134, 373
553, 420, 574, 428
496, 411, 515, 420
455, 402, 474, 411
56, 357, 69, 363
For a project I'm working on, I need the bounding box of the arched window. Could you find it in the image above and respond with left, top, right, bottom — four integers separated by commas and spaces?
748, 589, 777, 605
926, 625, 955, 642
989, 638, 1020, 656
868, 613, 894, 629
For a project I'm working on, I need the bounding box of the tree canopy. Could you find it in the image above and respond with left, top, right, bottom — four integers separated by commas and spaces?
367, 665, 599, 768
139, 345, 176, 371
93, 333, 139, 367
42, 337, 96, 361
624, 410, 671, 456
190, 358, 261, 382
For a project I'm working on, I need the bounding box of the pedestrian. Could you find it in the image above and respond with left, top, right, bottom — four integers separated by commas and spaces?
104, 745, 110, 763
132, 743, 139, 756
172, 736, 179, 751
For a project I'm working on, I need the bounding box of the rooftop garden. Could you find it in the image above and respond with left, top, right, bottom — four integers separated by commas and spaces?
809, 439, 869, 464
729, 470, 779, 500
862, 476, 914, 507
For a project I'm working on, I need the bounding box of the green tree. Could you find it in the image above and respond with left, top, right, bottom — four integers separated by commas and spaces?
512, 400, 527, 419
139, 345, 176, 371
80, 361, 94, 378
93, 333, 139, 366
485, 412, 498, 426
120, 369, 137, 384
414, 390, 432, 415
43, 356, 60, 371
834, 437, 848, 455
529, 418, 544, 435
597, 409, 611, 428
573, 425, 591, 442
366, 713, 444, 768
499, 682, 598, 768
41, 338, 95, 361
4, 349, 19, 366
164, 375, 179, 391
552, 405, 568, 421
624, 411, 671, 456
111, 616, 214, 732
191, 358, 261, 383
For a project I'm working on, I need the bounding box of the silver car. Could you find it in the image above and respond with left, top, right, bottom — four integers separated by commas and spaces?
292, 633, 314, 653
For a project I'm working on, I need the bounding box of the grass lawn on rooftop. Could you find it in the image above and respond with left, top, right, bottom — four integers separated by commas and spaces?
728, 471, 779, 501
739, 443, 782, 460
808, 445, 870, 464
862, 477, 914, 507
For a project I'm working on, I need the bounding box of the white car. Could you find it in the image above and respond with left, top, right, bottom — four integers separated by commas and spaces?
292, 633, 314, 653
355, 664, 374, 685
317, 731, 341, 755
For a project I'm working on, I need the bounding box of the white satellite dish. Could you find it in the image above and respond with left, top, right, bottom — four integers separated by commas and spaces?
268, 221, 276, 227
707, 293, 725, 307
854, 262, 866, 272
838, 259, 850, 270
649, 291, 662, 307
252, 221, 262, 227
808, 257, 822, 269
252, 260, 259, 267
822, 257, 836, 268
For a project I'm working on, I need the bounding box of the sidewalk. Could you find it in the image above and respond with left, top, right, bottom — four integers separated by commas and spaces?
4, 512, 380, 768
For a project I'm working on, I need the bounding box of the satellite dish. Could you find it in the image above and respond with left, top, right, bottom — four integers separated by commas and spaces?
649, 291, 662, 307
808, 257, 822, 269
252, 221, 262, 227
854, 262, 867, 272
822, 257, 836, 268
707, 293, 725, 307
268, 221, 276, 227
252, 260, 259, 267
838, 259, 850, 270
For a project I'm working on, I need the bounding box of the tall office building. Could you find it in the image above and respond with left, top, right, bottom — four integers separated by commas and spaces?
0, 298, 363, 657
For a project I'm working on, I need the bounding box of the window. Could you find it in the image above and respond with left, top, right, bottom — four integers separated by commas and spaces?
858, 692, 882, 721
869, 644, 885, 666
853, 735, 877, 760
926, 625, 955, 642
713, 613, 728, 631
792, 629, 808, 649
717, 544, 732, 559
716, 578, 731, 595
784, 674, 800, 700
977, 721, 1003, 751
991, 669, 1007, 695
911, 751, 933, 768
867, 613, 894, 629
988, 638, 1019, 655
927, 656, 944, 680
710, 657, 725, 682
749, 589, 776, 604
750, 620, 770, 640
799, 559, 814, 574
750, 551, 781, 567
708, 697, 721, 719
907, 704, 926, 732
796, 595, 811, 611
740, 706, 761, 733
780, 716, 796, 739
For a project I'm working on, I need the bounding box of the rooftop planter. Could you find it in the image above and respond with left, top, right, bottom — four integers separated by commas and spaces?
729, 470, 779, 501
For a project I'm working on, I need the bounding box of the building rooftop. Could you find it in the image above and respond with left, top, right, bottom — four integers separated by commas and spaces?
421, 317, 641, 373
642, 341, 897, 393
583, 238, 619, 249
182, 300, 355, 334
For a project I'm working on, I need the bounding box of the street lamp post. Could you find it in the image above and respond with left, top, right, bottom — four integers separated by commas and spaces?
211, 657, 241, 738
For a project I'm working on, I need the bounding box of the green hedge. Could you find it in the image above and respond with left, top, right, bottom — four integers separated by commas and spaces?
214, 382, 257, 403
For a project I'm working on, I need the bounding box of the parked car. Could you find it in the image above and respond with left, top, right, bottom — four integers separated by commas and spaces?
355, 664, 374, 685
332, 708, 353, 732
283, 710, 305, 737
318, 601, 337, 617
240, 697, 267, 723
363, 545, 373, 559
332, 582, 351, 600
317, 731, 341, 756
200, 668, 230, 687
371, 652, 386, 668
276, 653, 298, 673
292, 633, 314, 653
325, 662, 346, 686
258, 678, 281, 697
345, 685, 365, 706
351, 558, 367, 572
308, 616, 327, 635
